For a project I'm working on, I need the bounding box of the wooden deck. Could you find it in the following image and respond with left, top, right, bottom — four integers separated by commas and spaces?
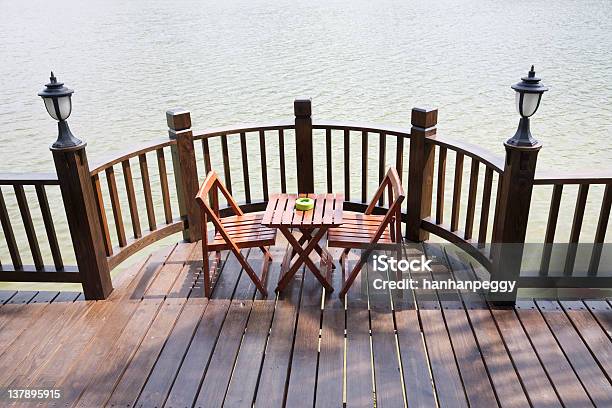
0, 235, 611, 407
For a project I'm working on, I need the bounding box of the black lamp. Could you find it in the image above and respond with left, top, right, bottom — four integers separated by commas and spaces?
38, 72, 82, 149
507, 66, 548, 147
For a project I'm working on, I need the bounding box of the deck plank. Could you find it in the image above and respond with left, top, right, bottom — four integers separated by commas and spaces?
516, 300, 593, 407
430, 245, 498, 408
444, 248, 530, 408
255, 248, 304, 408
560, 300, 612, 379
193, 299, 253, 408
223, 245, 284, 407
106, 299, 186, 407
315, 248, 345, 408
51, 246, 175, 407
411, 245, 468, 408
491, 307, 561, 407
369, 260, 404, 408
0, 292, 88, 388
0, 291, 57, 356
345, 249, 374, 407
536, 300, 612, 407
0, 290, 16, 305
16, 256, 155, 393
134, 298, 208, 408
2, 238, 612, 408
391, 250, 436, 408
584, 300, 612, 339
164, 299, 230, 408
74, 297, 164, 408
105, 244, 200, 407
223, 300, 276, 408
464, 301, 530, 408
285, 257, 324, 407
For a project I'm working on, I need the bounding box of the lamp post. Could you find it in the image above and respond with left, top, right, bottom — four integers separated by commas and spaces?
38, 72, 113, 299
507, 65, 548, 147
490, 65, 547, 305
38, 72, 82, 149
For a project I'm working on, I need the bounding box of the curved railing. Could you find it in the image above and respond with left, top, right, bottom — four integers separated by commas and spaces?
0, 100, 610, 300
88, 138, 183, 270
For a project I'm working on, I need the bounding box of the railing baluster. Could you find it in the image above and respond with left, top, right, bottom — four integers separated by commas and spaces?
105, 166, 127, 247
279, 129, 287, 194
240, 132, 251, 203
378, 132, 386, 205
362, 131, 368, 203
121, 160, 142, 239
259, 130, 269, 201
35, 185, 63, 270
92, 174, 113, 256
0, 187, 22, 268
221, 134, 232, 195
451, 152, 464, 232
396, 135, 404, 182
539, 184, 563, 276
13, 185, 43, 270
564, 184, 589, 275
588, 183, 611, 275
156, 148, 173, 224
326, 128, 332, 193
344, 129, 350, 201
202, 138, 212, 174
436, 147, 447, 224
464, 159, 480, 240
478, 167, 494, 247
139, 153, 156, 231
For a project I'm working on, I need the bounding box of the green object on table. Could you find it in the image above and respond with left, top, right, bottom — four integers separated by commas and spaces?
295, 197, 314, 211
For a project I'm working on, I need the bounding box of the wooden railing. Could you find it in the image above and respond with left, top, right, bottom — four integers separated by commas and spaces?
0, 98, 609, 302
0, 173, 79, 282
89, 138, 184, 270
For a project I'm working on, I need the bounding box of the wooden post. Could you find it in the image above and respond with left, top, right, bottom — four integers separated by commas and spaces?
294, 98, 314, 193
167, 108, 201, 242
489, 142, 541, 304
52, 142, 113, 299
406, 108, 438, 241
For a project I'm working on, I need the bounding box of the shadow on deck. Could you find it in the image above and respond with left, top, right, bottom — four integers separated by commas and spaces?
0, 234, 611, 407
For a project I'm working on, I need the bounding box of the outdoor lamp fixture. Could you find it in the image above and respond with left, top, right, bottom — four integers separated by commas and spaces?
507, 65, 548, 147
38, 72, 82, 149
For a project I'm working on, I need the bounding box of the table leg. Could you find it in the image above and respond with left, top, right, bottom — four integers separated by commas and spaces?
276, 227, 333, 292
300, 228, 336, 269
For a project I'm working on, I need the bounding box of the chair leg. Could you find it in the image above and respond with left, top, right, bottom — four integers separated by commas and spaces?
339, 254, 367, 298
232, 247, 268, 298
203, 245, 211, 298
259, 246, 273, 288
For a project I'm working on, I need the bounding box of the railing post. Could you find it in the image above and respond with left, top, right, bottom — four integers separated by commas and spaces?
294, 98, 314, 193
406, 108, 438, 241
489, 142, 541, 304
52, 142, 113, 299
167, 108, 201, 242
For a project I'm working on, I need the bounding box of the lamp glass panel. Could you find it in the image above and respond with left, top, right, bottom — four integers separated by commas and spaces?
57, 95, 72, 120
43, 98, 59, 120
522, 93, 540, 117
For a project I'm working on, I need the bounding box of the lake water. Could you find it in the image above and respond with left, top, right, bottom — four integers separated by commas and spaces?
0, 0, 610, 286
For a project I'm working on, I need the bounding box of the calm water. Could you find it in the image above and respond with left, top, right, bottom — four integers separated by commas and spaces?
0, 0, 610, 284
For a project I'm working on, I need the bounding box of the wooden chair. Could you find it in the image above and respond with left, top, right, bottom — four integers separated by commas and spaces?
328, 167, 405, 297
195, 171, 275, 297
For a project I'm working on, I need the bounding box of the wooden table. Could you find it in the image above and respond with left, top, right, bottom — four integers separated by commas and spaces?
261, 193, 344, 292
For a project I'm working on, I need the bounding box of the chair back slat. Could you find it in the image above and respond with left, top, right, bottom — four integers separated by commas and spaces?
363, 167, 405, 243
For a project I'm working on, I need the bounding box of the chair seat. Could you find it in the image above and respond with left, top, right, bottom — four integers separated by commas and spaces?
208, 213, 277, 250
328, 211, 394, 248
